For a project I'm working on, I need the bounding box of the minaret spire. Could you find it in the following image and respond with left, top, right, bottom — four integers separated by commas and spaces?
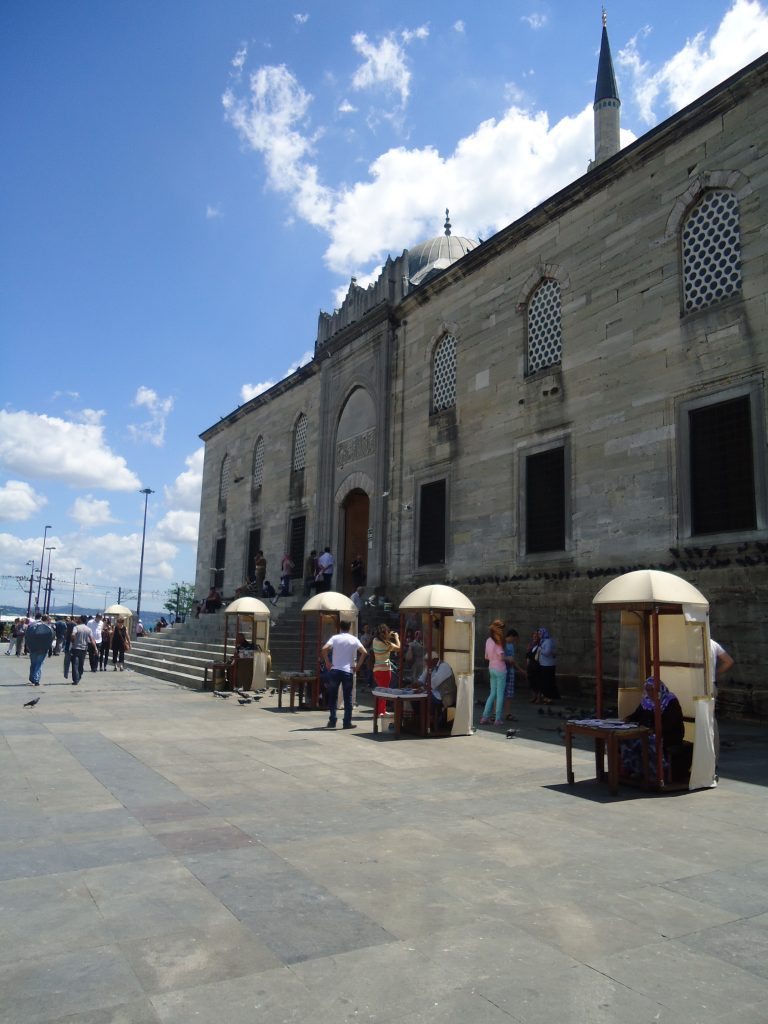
591, 9, 621, 168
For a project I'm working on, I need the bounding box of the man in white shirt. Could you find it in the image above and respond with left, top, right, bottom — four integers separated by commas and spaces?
321, 621, 367, 729
350, 586, 365, 612
418, 656, 457, 709
70, 616, 96, 686
87, 614, 103, 673
317, 547, 334, 592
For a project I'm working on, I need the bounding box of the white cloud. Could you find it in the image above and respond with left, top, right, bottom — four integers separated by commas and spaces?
453, 20, 465, 34
69, 495, 116, 527
128, 386, 174, 447
522, 13, 547, 30
0, 410, 141, 490
163, 448, 204, 513
350, 27, 428, 106
294, 13, 309, 25
206, 204, 222, 218
0, 480, 47, 521
156, 509, 200, 545
619, 0, 768, 125
338, 99, 357, 114
240, 351, 312, 404
81, 531, 177, 584
226, 3, 760, 288
232, 45, 247, 72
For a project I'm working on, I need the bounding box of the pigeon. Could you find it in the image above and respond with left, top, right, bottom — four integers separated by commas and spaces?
506, 729, 518, 739
237, 698, 251, 705
213, 691, 232, 699
23, 696, 40, 708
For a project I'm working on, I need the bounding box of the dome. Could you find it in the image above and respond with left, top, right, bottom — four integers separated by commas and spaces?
407, 210, 478, 287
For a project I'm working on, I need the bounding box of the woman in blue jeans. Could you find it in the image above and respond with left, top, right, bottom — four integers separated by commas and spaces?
480, 620, 507, 726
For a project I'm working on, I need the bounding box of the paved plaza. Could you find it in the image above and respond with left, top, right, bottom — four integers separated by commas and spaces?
1, 651, 767, 1024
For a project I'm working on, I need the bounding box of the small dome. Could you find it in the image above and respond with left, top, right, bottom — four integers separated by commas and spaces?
407, 210, 478, 287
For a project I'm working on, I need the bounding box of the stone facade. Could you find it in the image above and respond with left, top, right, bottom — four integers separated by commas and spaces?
197, 54, 768, 692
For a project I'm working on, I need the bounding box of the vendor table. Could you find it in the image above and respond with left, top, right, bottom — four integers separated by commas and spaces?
565, 719, 650, 796
278, 672, 321, 710
372, 687, 428, 738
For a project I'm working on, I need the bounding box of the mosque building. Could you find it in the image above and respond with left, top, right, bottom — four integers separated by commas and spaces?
195, 19, 767, 686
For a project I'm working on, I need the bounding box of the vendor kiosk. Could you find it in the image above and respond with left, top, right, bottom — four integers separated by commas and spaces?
288, 592, 359, 710
221, 597, 271, 691
397, 584, 475, 736
592, 569, 717, 791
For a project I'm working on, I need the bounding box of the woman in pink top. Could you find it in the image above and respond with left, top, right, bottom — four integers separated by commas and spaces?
480, 619, 507, 726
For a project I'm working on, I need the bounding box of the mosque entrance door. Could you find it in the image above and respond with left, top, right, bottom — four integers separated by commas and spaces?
342, 489, 369, 594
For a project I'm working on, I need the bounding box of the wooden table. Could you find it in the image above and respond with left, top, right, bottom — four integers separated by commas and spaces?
564, 719, 650, 795
278, 673, 321, 710
372, 688, 428, 738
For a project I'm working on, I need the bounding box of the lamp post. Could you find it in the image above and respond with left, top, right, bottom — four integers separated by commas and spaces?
36, 525, 52, 612
71, 567, 82, 616
44, 546, 56, 614
134, 488, 154, 637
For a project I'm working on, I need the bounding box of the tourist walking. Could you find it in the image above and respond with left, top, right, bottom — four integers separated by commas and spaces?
372, 623, 401, 720
111, 616, 131, 671
480, 620, 507, 726
316, 547, 334, 592
99, 618, 112, 671
321, 620, 368, 729
25, 614, 55, 686
70, 616, 96, 685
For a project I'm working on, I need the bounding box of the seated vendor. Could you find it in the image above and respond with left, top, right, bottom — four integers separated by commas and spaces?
418, 654, 457, 729
621, 677, 684, 780
235, 631, 255, 656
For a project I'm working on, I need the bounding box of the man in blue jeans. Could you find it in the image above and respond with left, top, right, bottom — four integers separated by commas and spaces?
25, 614, 55, 686
321, 620, 368, 729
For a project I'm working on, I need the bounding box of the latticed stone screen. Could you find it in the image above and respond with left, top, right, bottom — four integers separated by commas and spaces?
527, 279, 562, 374
293, 415, 308, 470
682, 190, 741, 313
219, 454, 231, 510
252, 437, 264, 489
432, 335, 456, 413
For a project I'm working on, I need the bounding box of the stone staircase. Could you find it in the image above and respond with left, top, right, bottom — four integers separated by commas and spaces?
127, 594, 315, 690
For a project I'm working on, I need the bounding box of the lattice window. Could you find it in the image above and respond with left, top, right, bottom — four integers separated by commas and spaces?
252, 436, 264, 490
218, 454, 231, 511
432, 335, 456, 413
293, 415, 308, 471
682, 190, 741, 313
527, 279, 562, 374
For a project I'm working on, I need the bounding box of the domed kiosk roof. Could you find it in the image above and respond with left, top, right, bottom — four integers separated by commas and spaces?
408, 210, 478, 287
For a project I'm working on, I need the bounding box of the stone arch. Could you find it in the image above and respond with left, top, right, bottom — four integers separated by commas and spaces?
516, 263, 570, 313
664, 170, 752, 239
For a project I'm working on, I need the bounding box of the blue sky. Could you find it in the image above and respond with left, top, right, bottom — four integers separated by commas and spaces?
2, 0, 767, 614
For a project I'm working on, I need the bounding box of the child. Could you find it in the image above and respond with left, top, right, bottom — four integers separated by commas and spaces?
503, 629, 526, 721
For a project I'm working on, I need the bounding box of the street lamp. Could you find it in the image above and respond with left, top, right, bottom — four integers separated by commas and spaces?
25, 560, 35, 616
71, 567, 82, 615
36, 525, 52, 612
134, 488, 154, 637
44, 546, 56, 614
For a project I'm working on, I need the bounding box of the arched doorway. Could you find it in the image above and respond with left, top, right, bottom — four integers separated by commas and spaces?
342, 489, 369, 594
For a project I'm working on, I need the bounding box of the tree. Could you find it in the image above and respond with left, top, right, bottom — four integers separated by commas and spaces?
164, 582, 195, 622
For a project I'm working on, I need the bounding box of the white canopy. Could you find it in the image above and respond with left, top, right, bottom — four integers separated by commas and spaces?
105, 604, 132, 618
224, 597, 271, 619
398, 584, 475, 616
592, 569, 708, 610
302, 592, 358, 618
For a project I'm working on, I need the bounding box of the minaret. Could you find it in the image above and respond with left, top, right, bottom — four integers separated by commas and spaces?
591, 8, 620, 167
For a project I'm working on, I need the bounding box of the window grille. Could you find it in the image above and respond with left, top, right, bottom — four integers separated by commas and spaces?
293, 415, 308, 470
682, 190, 741, 313
527, 279, 562, 374
432, 335, 456, 413
218, 455, 231, 511
252, 437, 264, 489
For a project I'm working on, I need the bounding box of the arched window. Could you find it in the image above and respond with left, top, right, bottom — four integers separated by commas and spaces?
682, 189, 741, 313
293, 414, 308, 471
218, 454, 231, 512
432, 334, 456, 413
527, 279, 562, 375
252, 436, 264, 494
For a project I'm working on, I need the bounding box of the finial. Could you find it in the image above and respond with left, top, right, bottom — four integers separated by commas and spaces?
602, 5, 607, 27
444, 208, 451, 236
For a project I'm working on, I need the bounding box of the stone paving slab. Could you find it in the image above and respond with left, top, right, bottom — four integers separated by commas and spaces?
1, 653, 767, 1023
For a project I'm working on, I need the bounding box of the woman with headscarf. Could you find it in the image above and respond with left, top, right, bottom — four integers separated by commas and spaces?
621, 677, 684, 780
372, 623, 401, 720
480, 620, 507, 726
536, 627, 560, 704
